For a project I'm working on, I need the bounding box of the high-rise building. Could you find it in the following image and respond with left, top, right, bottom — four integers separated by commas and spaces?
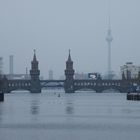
120, 62, 140, 79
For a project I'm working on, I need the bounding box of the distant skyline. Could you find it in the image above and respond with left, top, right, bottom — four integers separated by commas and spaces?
0, 0, 140, 79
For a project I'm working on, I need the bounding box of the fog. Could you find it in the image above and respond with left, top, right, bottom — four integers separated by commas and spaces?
0, 0, 140, 79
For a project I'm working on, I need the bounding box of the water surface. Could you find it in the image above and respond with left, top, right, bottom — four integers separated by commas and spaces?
0, 90, 140, 140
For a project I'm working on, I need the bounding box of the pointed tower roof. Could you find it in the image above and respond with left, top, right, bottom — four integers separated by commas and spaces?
33, 49, 37, 62
67, 49, 72, 62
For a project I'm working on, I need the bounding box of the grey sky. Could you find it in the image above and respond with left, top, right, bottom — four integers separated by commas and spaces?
0, 0, 140, 78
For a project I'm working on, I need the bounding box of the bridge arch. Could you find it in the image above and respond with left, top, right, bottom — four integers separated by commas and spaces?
7, 87, 31, 93
7, 80, 31, 93
100, 86, 124, 93
10, 89, 31, 93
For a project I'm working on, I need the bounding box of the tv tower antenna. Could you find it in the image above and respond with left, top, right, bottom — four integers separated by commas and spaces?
106, 0, 113, 79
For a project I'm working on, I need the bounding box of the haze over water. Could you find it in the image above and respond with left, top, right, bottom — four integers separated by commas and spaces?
0, 90, 140, 140
1, 0, 140, 78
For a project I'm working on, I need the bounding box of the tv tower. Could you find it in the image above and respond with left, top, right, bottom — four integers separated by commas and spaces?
106, 0, 113, 79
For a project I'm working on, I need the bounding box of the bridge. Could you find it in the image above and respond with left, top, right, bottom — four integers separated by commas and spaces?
1, 79, 64, 93
73, 79, 140, 93
0, 50, 140, 93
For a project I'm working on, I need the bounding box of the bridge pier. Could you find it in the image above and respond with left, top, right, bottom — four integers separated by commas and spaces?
0, 92, 4, 102
1, 75, 9, 93
96, 89, 102, 93
30, 80, 41, 93
0, 76, 5, 101
64, 80, 75, 93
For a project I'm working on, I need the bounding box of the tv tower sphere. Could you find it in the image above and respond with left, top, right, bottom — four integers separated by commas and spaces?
106, 29, 113, 42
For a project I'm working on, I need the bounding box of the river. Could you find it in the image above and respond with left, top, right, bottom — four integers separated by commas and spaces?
0, 90, 140, 140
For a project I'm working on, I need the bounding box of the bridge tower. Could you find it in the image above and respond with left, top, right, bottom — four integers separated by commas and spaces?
30, 50, 41, 93
64, 50, 75, 93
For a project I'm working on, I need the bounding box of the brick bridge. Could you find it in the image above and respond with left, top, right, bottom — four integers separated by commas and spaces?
1, 50, 140, 93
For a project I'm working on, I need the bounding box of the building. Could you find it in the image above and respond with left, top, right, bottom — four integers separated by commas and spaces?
120, 62, 140, 79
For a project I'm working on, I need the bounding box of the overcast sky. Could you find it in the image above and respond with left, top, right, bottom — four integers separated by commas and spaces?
0, 0, 140, 79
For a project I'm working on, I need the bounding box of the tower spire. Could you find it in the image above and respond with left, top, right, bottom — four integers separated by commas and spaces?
108, 0, 111, 30
68, 49, 72, 61
33, 49, 37, 62
106, 0, 113, 79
